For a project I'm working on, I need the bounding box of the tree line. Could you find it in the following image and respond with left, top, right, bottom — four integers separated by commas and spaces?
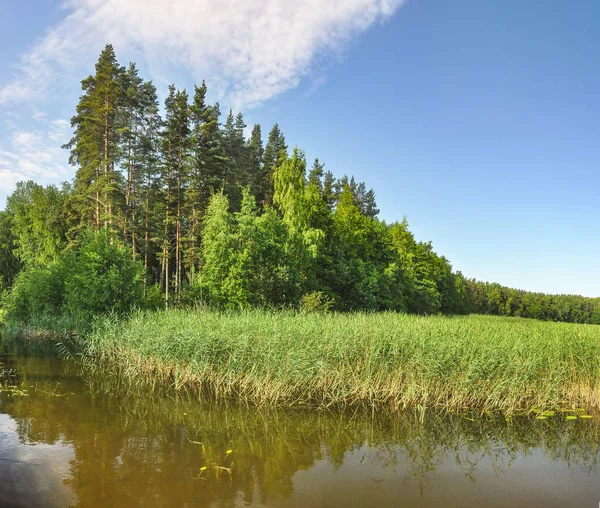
0, 44, 598, 324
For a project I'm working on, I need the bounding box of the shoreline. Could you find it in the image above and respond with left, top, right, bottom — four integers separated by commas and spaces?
3, 309, 600, 414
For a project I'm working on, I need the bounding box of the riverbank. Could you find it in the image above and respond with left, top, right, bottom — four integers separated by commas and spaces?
13, 309, 594, 414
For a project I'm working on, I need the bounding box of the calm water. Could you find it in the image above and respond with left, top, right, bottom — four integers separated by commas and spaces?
1, 344, 600, 507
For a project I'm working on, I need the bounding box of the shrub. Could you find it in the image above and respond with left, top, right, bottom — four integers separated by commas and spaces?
62, 230, 144, 315
3, 262, 66, 323
299, 291, 334, 313
143, 284, 165, 310
3, 230, 145, 325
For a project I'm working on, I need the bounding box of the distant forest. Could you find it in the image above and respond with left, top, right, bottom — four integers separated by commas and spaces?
1, 44, 599, 325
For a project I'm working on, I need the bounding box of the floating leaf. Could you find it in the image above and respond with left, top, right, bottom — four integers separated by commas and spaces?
566, 415, 578, 420
580, 415, 593, 419
542, 411, 555, 417
199, 466, 207, 472
226, 449, 233, 454
536, 416, 547, 420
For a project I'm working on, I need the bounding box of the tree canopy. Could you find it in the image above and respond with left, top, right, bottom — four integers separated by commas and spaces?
1, 44, 598, 324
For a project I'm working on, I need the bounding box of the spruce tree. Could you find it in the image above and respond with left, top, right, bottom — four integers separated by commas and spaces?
186, 82, 226, 284
322, 170, 336, 209
221, 110, 247, 211
261, 123, 288, 207
308, 158, 325, 190
246, 124, 264, 201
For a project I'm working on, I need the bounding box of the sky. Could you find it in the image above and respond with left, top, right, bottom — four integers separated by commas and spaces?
0, 0, 599, 297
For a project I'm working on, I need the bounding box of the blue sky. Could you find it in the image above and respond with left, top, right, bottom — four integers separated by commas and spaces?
0, 0, 599, 297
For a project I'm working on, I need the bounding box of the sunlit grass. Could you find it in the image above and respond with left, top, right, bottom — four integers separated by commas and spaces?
77, 310, 600, 413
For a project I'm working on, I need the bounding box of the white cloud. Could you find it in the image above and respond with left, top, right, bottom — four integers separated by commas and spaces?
0, 119, 71, 207
0, 0, 406, 108
0, 0, 407, 206
31, 108, 48, 121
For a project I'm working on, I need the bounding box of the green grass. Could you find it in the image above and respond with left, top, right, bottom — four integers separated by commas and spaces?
79, 310, 600, 413
1, 311, 90, 341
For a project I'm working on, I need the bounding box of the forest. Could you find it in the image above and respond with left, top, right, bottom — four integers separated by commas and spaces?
1, 44, 599, 326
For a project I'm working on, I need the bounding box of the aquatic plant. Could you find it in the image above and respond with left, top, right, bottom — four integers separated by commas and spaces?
78, 310, 600, 413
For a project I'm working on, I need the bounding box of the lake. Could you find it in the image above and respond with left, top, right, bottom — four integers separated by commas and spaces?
1, 341, 599, 507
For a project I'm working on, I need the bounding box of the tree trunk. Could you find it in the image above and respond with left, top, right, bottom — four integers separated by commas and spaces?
176, 140, 182, 303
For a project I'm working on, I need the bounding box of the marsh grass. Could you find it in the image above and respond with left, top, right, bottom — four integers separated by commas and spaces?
79, 310, 600, 413
1, 311, 91, 341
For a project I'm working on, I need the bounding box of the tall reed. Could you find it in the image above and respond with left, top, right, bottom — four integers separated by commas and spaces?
81, 310, 600, 413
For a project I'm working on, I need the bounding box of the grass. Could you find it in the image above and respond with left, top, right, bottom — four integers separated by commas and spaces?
74, 309, 600, 414
1, 311, 90, 341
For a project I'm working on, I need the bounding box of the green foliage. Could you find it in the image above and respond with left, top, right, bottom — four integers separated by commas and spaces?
5, 181, 69, 268
3, 262, 66, 323
0, 210, 20, 291
299, 291, 334, 313
465, 280, 600, 324
1, 44, 597, 325
143, 284, 164, 311
3, 230, 144, 324
261, 123, 287, 206
63, 230, 144, 315
201, 189, 299, 308
64, 43, 126, 238
201, 192, 238, 306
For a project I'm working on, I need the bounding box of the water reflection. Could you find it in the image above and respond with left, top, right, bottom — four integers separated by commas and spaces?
0, 348, 599, 507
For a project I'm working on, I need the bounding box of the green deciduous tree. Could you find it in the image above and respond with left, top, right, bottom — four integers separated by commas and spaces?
6, 181, 69, 268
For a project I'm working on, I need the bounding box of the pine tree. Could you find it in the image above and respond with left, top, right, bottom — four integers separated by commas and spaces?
64, 44, 125, 239
135, 81, 162, 285
322, 170, 336, 209
120, 62, 145, 254
161, 85, 191, 303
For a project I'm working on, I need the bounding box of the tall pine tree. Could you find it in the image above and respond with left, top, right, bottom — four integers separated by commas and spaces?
65, 44, 125, 239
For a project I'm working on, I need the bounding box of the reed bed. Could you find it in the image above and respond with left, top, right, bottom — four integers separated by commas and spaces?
82, 310, 600, 413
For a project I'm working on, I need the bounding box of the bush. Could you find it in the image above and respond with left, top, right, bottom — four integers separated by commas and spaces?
299, 291, 334, 313
3, 230, 144, 325
3, 262, 66, 323
63, 230, 144, 315
143, 283, 165, 310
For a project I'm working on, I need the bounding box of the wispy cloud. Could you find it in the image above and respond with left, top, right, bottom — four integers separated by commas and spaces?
0, 118, 71, 206
0, 0, 406, 108
0, 0, 406, 207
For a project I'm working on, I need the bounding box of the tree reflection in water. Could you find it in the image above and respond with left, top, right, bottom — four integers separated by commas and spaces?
1, 350, 599, 507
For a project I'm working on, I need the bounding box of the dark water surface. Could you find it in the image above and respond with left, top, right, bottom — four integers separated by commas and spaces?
1, 345, 600, 507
